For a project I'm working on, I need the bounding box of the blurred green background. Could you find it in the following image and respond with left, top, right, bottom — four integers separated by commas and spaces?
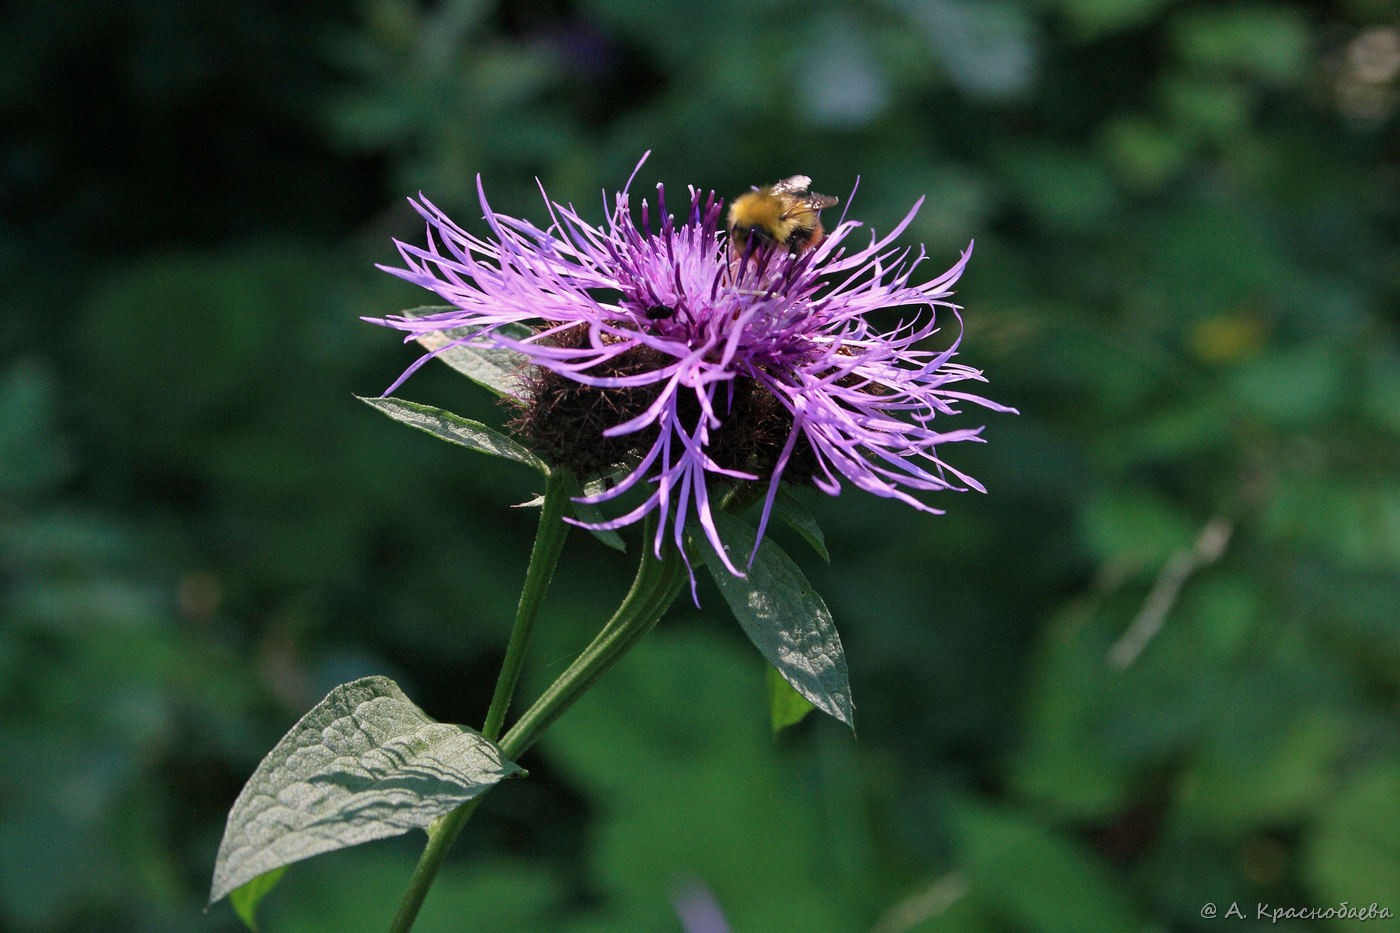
4, 0, 1399, 930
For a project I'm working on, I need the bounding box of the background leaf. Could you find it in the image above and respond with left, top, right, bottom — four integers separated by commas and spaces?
953, 804, 1140, 931
228, 867, 286, 932
765, 664, 815, 734
209, 676, 523, 905
1305, 761, 1400, 909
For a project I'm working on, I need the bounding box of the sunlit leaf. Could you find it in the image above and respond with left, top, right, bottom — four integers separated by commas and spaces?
209, 676, 523, 905
705, 511, 854, 730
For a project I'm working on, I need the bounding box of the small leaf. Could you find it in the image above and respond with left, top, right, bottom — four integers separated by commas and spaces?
358, 395, 547, 473
229, 867, 286, 931
773, 488, 830, 562
766, 664, 816, 734
564, 472, 626, 552
209, 676, 524, 905
515, 473, 627, 551
705, 511, 855, 729
401, 307, 533, 398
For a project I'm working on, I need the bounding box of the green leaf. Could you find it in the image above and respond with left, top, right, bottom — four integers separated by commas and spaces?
773, 488, 829, 562
766, 664, 815, 734
1305, 760, 1400, 905
228, 866, 286, 931
704, 510, 854, 730
1080, 488, 1196, 570
1231, 345, 1345, 428
0, 359, 74, 499
400, 306, 533, 398
1173, 6, 1308, 85
1059, 0, 1173, 41
954, 804, 1139, 932
358, 395, 548, 473
209, 676, 524, 906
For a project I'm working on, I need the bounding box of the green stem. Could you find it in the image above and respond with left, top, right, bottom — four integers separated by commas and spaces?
386, 798, 484, 933
500, 536, 685, 760
481, 468, 572, 742
387, 519, 686, 933
387, 469, 569, 933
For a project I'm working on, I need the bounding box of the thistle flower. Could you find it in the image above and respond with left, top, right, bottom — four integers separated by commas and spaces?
371, 154, 1014, 587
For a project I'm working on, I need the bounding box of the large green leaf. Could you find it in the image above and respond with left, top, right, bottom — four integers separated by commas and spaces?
400, 306, 533, 398
209, 676, 523, 906
358, 395, 548, 474
705, 511, 854, 730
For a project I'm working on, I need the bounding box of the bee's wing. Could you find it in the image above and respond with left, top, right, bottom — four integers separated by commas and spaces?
769, 175, 814, 194
779, 193, 839, 220
770, 175, 838, 213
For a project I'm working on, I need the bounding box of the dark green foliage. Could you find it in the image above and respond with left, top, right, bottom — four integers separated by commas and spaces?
4, 0, 1398, 929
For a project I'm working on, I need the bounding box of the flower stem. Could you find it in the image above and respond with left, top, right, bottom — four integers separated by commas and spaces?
387, 519, 685, 933
481, 468, 572, 742
386, 798, 484, 933
499, 535, 685, 760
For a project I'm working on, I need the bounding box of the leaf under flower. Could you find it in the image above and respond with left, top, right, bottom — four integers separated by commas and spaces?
705, 510, 855, 730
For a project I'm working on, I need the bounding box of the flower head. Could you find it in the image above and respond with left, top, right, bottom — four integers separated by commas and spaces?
372, 154, 1014, 589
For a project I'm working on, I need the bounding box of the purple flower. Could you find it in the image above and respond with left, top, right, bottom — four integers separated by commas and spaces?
371, 154, 1014, 584
671, 877, 731, 933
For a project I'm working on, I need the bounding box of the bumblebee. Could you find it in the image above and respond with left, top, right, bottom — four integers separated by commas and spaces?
726, 175, 839, 257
